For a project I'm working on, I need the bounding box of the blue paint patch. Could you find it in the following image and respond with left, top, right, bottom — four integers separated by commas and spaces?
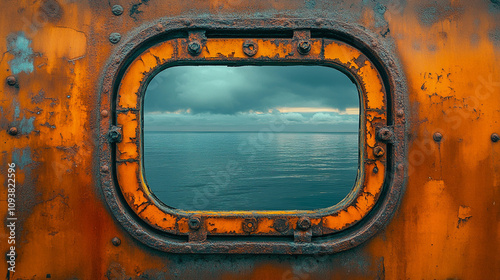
7, 32, 34, 75
14, 105, 20, 119
489, 28, 500, 47
12, 148, 32, 170
305, 0, 316, 9
18, 116, 35, 134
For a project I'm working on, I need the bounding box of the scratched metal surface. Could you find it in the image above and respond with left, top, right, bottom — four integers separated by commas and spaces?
0, 0, 499, 279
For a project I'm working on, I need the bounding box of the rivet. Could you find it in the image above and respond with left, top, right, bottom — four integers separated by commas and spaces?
6, 75, 17, 86
242, 40, 258, 57
242, 218, 258, 233
111, 5, 123, 16
396, 110, 404, 118
377, 127, 393, 142
188, 217, 201, 230
373, 146, 385, 157
433, 132, 443, 142
315, 18, 324, 26
111, 237, 121, 246
109, 33, 121, 44
297, 217, 311, 231
187, 40, 202, 56
273, 218, 289, 233
101, 165, 109, 173
297, 40, 311, 55
155, 23, 163, 32
8, 127, 18, 136
397, 164, 404, 172
101, 110, 109, 118
491, 133, 499, 143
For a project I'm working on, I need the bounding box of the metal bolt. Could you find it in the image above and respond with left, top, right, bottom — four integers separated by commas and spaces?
188, 217, 201, 230
108, 127, 122, 143
187, 41, 202, 56
315, 18, 324, 26
109, 33, 121, 44
6, 75, 16, 86
373, 146, 385, 157
242, 40, 258, 57
396, 109, 404, 118
377, 127, 393, 142
101, 165, 109, 173
491, 133, 500, 143
297, 40, 311, 55
8, 127, 18, 136
101, 110, 109, 118
111, 5, 123, 16
433, 132, 443, 142
111, 237, 121, 246
242, 218, 258, 233
297, 217, 311, 231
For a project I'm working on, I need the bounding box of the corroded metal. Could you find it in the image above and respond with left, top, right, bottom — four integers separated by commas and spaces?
1, 0, 497, 278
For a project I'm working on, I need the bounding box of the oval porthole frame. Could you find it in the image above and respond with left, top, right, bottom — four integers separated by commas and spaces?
98, 19, 408, 254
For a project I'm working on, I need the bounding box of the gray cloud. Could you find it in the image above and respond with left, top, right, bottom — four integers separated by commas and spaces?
144, 66, 359, 114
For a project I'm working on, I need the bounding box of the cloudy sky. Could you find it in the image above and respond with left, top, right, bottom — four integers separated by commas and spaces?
144, 66, 360, 132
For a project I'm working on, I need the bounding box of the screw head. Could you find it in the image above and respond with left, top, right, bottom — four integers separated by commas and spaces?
8, 127, 18, 136
6, 75, 16, 86
491, 133, 500, 143
297, 217, 311, 231
111, 237, 121, 246
109, 33, 121, 44
187, 41, 202, 56
433, 132, 443, 142
188, 217, 201, 230
377, 127, 393, 142
297, 40, 311, 55
242, 40, 258, 57
373, 146, 385, 157
111, 5, 123, 16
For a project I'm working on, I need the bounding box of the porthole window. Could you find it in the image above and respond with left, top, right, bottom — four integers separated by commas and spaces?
143, 65, 360, 211
99, 23, 407, 254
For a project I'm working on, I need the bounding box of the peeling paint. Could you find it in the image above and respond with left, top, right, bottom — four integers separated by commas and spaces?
457, 205, 472, 228
7, 32, 34, 74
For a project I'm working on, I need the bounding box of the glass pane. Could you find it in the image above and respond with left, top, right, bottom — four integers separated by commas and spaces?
143, 66, 359, 211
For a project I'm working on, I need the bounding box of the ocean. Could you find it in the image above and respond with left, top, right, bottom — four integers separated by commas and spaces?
143, 131, 359, 211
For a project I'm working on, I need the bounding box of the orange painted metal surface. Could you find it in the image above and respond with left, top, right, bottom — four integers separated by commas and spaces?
0, 0, 498, 279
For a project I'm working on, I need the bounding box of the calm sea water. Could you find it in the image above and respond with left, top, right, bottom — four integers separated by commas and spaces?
143, 131, 359, 211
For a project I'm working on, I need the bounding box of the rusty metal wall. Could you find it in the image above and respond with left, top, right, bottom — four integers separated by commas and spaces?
0, 0, 499, 279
